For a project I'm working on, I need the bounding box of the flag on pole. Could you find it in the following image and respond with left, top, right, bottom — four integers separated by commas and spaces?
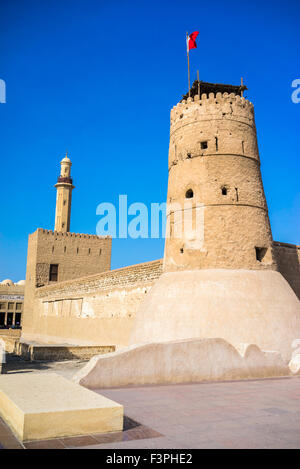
187, 31, 199, 52
186, 31, 199, 97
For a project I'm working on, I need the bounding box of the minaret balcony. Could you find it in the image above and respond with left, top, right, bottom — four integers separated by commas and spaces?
57, 176, 73, 184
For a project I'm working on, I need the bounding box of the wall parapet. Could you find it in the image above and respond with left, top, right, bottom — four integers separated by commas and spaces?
273, 241, 300, 249
170, 92, 254, 128
35, 228, 110, 240
36, 259, 163, 298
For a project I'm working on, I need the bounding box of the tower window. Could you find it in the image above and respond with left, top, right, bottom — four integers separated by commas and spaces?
221, 187, 227, 195
180, 247, 184, 254
64, 246, 66, 253
185, 189, 194, 199
99, 249, 102, 255
187, 153, 191, 159
77, 247, 79, 254
49, 264, 58, 282
201, 141, 208, 150
88, 248, 91, 255
255, 247, 267, 262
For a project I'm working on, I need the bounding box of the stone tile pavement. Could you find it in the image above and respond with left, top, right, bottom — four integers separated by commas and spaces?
1, 373, 300, 449
90, 377, 300, 449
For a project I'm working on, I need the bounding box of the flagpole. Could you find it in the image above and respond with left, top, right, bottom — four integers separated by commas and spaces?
186, 32, 190, 97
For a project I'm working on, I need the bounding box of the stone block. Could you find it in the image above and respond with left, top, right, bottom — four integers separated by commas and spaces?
0, 373, 123, 441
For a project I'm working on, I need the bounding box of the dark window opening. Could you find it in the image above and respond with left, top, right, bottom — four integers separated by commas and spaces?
242, 141, 245, 155
49, 264, 58, 282
215, 137, 218, 151
99, 249, 102, 255
0, 313, 5, 326
201, 141, 208, 150
88, 248, 91, 255
180, 247, 184, 254
185, 189, 194, 199
77, 247, 79, 254
187, 153, 191, 159
7, 313, 13, 326
15, 313, 22, 326
235, 187, 239, 202
0, 303, 5, 310
180, 114, 183, 119
52, 246, 54, 254
255, 247, 267, 262
16, 303, 22, 310
221, 187, 227, 196
64, 246, 67, 253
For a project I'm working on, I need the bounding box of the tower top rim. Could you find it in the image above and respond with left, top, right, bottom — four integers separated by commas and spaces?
181, 80, 248, 102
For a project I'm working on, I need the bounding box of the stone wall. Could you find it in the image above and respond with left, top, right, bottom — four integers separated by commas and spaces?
274, 241, 300, 299
32, 229, 112, 287
22, 228, 112, 339
21, 259, 163, 346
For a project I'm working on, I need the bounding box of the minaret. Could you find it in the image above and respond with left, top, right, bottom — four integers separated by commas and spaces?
54, 153, 74, 232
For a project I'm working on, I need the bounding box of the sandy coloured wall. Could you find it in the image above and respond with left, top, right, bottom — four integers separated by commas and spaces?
21, 260, 163, 346
274, 242, 300, 299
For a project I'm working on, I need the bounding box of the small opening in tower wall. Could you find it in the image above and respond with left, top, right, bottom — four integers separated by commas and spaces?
180, 247, 184, 254
201, 141, 208, 150
221, 187, 227, 195
255, 247, 268, 262
187, 153, 191, 159
185, 189, 194, 199
49, 264, 58, 282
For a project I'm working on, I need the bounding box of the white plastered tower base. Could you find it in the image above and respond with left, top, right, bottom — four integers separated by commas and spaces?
129, 269, 300, 361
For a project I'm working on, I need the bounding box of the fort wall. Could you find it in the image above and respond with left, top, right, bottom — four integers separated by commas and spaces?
274, 242, 300, 299
21, 259, 163, 346
22, 228, 112, 339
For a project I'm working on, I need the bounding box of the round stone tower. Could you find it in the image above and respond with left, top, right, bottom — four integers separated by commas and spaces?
164, 89, 275, 272
130, 82, 300, 360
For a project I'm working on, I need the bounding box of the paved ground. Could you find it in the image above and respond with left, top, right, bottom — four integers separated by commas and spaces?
1, 355, 300, 449
2, 353, 88, 379
89, 377, 300, 449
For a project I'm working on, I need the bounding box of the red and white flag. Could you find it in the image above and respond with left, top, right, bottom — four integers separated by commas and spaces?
187, 31, 199, 52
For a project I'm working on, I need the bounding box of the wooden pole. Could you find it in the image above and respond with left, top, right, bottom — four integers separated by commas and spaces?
197, 70, 200, 97
186, 32, 190, 97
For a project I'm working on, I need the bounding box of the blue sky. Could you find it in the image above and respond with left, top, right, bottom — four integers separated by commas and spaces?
0, 0, 299, 281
